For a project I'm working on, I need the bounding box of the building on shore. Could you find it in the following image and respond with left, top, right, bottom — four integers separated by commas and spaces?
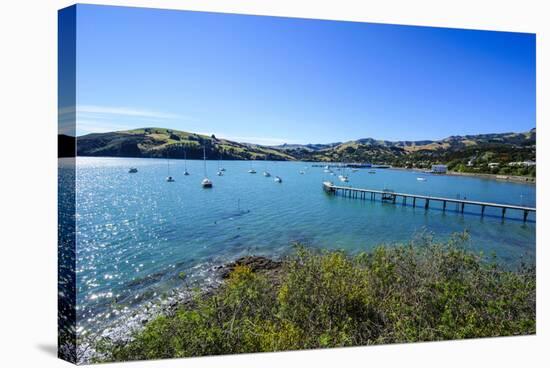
508, 160, 536, 167
431, 164, 447, 173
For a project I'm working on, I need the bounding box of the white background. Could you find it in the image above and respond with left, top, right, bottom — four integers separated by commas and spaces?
0, 0, 548, 366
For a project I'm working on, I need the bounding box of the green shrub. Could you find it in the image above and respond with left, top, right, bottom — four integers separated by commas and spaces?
98, 234, 535, 362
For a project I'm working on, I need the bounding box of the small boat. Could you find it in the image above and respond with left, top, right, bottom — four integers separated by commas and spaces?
183, 150, 190, 175
330, 172, 335, 176
166, 152, 175, 182
202, 146, 212, 188
263, 156, 271, 177
368, 170, 376, 174
338, 159, 349, 182
417, 177, 427, 181
217, 153, 225, 175
324, 165, 329, 170
323, 169, 331, 173
128, 167, 138, 173
338, 175, 349, 182
299, 170, 305, 174
339, 158, 348, 180
274, 176, 282, 183
248, 169, 257, 174
351, 168, 359, 172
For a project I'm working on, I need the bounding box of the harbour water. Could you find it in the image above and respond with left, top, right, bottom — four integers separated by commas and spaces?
72, 157, 536, 336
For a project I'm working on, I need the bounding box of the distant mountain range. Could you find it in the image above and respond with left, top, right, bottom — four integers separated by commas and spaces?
68, 127, 536, 168
272, 129, 536, 165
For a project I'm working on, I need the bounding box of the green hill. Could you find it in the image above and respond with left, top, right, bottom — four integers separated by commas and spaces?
75, 127, 535, 176
76, 127, 295, 161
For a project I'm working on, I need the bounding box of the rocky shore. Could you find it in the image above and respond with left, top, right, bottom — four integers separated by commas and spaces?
77, 256, 282, 364
217, 255, 283, 280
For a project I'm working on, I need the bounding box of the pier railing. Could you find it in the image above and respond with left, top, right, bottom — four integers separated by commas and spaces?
322, 181, 535, 222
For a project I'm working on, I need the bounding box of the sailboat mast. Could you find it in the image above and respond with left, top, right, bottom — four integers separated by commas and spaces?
203, 146, 207, 176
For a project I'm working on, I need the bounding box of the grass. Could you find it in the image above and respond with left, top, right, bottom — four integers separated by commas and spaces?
96, 232, 535, 362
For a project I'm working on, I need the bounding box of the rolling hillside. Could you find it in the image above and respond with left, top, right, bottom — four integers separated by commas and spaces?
76, 128, 295, 161
272, 129, 535, 164
74, 127, 535, 176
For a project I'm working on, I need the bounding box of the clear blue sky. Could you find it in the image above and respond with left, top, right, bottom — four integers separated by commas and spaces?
70, 4, 535, 144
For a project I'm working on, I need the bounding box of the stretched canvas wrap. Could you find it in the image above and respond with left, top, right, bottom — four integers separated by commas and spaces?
58, 4, 536, 364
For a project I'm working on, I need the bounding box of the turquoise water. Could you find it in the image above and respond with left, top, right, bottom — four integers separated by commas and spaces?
74, 157, 535, 334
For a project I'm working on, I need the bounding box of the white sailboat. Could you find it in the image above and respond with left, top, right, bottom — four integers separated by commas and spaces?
201, 146, 212, 188
183, 150, 190, 176
248, 160, 256, 174
274, 176, 282, 183
217, 152, 224, 176
338, 159, 349, 182
166, 152, 175, 182
263, 156, 271, 177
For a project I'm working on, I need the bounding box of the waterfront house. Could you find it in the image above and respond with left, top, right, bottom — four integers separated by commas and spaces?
508, 160, 536, 167
523, 160, 536, 167
431, 164, 447, 173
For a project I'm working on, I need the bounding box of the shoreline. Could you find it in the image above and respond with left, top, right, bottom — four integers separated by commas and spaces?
76, 256, 281, 364
446, 170, 535, 184
87, 244, 536, 363
389, 166, 535, 184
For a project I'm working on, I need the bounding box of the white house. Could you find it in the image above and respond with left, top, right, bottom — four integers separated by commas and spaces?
508, 161, 536, 167
431, 164, 447, 173
488, 162, 500, 169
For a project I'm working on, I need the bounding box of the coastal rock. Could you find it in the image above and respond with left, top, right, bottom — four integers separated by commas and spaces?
218, 256, 282, 279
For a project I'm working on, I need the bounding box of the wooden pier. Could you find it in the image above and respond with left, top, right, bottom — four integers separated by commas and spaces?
322, 181, 536, 222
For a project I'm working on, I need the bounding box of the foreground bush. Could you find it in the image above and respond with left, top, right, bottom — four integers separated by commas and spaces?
99, 233, 535, 361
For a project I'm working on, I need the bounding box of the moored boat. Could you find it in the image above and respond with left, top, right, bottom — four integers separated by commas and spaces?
202, 146, 213, 188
